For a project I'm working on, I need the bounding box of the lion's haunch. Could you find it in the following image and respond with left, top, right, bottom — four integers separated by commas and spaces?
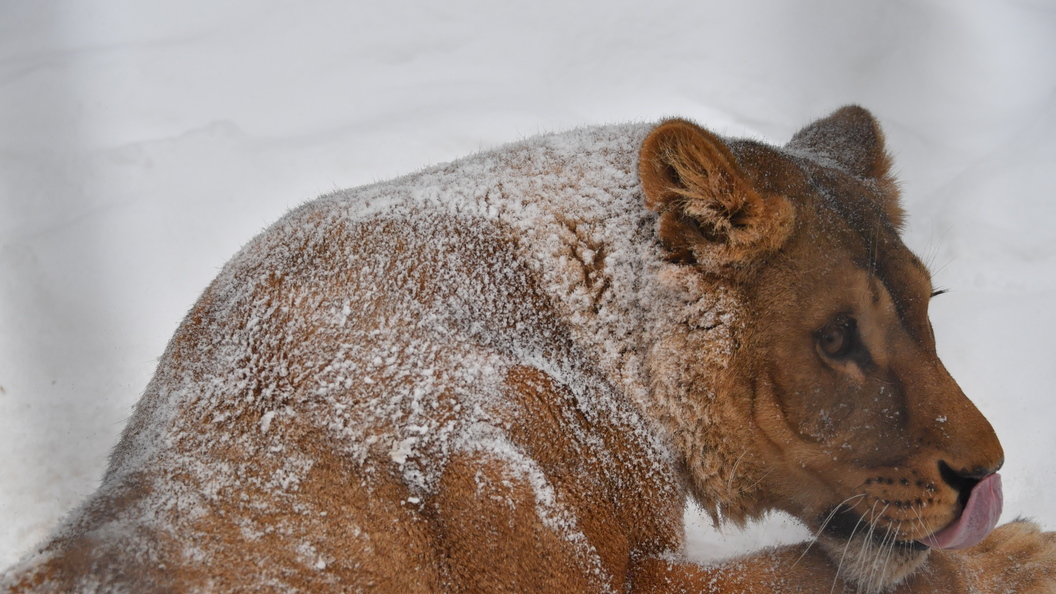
921, 473, 1003, 550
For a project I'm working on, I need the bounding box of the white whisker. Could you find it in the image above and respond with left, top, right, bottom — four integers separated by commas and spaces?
910, 505, 930, 544
875, 520, 902, 592
830, 505, 870, 594
794, 492, 867, 568
850, 501, 886, 594
725, 448, 748, 497
855, 502, 884, 570
867, 516, 897, 593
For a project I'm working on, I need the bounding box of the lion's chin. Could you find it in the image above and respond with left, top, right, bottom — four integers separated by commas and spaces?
817, 532, 930, 594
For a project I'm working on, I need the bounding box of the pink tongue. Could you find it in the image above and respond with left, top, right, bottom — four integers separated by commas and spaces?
919, 473, 1002, 550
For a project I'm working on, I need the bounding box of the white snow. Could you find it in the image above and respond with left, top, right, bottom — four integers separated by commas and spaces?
2, 0, 1055, 570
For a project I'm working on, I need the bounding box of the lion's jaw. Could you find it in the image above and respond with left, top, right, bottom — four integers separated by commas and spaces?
815, 530, 929, 593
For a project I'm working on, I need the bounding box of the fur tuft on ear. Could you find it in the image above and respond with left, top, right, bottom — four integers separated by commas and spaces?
639, 119, 794, 270
786, 105, 905, 230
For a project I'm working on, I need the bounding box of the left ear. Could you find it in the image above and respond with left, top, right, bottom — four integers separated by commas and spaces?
639, 118, 794, 270
786, 105, 904, 229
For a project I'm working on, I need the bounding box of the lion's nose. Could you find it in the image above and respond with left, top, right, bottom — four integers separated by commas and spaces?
938, 459, 1003, 495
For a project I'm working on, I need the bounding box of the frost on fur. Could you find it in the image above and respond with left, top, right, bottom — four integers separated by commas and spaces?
4, 108, 1051, 593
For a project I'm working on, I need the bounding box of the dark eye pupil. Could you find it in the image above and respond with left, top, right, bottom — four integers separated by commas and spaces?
822, 329, 845, 354
819, 317, 855, 357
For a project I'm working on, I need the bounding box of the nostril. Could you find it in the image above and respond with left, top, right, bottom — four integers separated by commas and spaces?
939, 459, 1003, 482
938, 461, 985, 509
938, 460, 977, 484
959, 468, 991, 480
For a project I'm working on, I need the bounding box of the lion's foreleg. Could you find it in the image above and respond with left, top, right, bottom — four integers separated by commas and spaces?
630, 544, 857, 593
629, 521, 1056, 593
897, 521, 1056, 594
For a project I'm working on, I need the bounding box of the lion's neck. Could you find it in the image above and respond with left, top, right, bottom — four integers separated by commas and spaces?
548, 246, 764, 522
508, 158, 764, 522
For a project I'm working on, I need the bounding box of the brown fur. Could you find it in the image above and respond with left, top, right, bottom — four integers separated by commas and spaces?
3, 107, 1055, 593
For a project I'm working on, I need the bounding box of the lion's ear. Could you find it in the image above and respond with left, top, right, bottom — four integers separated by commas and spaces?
786, 105, 904, 229
639, 119, 794, 269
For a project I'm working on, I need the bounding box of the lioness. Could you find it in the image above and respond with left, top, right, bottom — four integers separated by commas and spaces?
3, 107, 1055, 593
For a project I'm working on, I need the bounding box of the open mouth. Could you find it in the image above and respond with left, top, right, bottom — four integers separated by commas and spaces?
918, 472, 1002, 550
819, 472, 1003, 552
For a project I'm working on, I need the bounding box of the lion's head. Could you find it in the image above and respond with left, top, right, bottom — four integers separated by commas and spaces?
639, 106, 1004, 590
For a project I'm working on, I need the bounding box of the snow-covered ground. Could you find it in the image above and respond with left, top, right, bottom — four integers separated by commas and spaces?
1, 0, 1054, 570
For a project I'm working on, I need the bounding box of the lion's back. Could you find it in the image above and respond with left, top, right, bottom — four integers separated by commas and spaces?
2, 123, 682, 592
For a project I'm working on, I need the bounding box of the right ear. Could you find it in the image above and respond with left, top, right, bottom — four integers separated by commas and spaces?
639, 119, 794, 269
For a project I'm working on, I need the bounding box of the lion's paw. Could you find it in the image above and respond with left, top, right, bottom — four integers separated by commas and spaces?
956, 520, 1056, 593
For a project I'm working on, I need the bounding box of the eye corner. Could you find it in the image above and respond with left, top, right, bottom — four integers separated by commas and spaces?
930, 288, 948, 298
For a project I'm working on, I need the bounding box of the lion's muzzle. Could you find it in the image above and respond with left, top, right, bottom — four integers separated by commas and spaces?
919, 472, 1003, 550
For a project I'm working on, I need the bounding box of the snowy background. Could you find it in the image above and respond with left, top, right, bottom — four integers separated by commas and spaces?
2, 0, 1054, 569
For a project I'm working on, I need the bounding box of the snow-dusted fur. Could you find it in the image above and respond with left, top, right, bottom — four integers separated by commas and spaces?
4, 108, 1056, 593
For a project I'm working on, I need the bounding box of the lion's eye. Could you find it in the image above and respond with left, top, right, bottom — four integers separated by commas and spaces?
818, 317, 857, 358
